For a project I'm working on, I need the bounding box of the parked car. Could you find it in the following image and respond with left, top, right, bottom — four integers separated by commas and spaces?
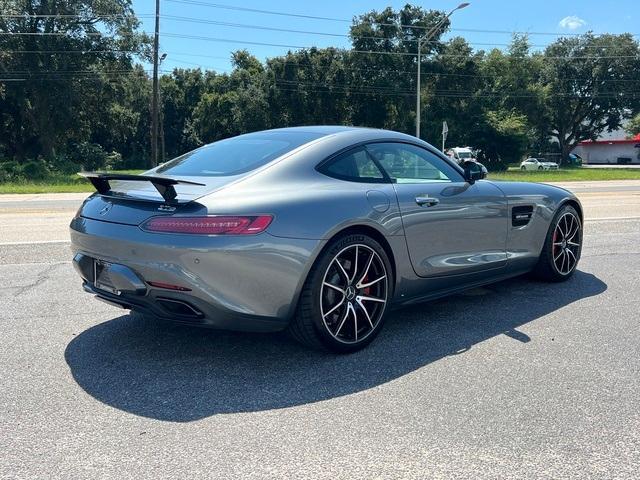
520, 158, 559, 171
567, 153, 582, 166
448, 147, 476, 165
71, 127, 583, 353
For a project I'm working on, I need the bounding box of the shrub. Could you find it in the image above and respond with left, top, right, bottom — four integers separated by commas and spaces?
104, 151, 124, 170
476, 151, 508, 172
49, 155, 82, 175
68, 142, 108, 171
0, 160, 23, 181
22, 160, 50, 180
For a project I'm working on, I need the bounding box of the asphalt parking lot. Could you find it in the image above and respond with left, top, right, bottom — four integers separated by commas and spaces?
1, 181, 639, 479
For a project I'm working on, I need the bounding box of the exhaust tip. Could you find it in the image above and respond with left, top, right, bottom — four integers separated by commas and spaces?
156, 297, 203, 319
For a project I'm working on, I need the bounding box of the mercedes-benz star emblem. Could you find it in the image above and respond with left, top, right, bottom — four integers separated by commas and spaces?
99, 202, 113, 216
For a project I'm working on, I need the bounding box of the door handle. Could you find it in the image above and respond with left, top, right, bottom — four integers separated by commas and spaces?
415, 196, 439, 207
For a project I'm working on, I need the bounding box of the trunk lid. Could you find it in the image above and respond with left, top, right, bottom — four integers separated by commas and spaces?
79, 174, 243, 226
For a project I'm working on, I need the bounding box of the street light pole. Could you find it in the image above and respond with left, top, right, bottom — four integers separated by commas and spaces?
415, 3, 470, 139
159, 53, 167, 164
150, 0, 160, 167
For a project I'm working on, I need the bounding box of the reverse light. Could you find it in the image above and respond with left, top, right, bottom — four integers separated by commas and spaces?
141, 215, 273, 235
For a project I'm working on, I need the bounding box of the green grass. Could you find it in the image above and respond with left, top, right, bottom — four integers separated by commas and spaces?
0, 170, 145, 194
2, 167, 640, 194
489, 167, 640, 182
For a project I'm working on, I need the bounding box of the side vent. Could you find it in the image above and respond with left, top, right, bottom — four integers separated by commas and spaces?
512, 205, 534, 227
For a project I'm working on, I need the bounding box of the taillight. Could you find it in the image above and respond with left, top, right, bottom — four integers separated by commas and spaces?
141, 215, 273, 235
147, 281, 191, 291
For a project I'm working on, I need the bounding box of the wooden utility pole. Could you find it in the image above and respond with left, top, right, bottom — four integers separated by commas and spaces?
150, 0, 160, 167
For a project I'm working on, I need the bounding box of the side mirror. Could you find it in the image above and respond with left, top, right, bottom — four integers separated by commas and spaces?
462, 161, 488, 184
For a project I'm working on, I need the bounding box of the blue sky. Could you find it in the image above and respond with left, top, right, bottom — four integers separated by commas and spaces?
131, 0, 638, 73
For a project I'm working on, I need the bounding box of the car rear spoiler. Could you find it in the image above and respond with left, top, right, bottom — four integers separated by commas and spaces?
78, 172, 206, 203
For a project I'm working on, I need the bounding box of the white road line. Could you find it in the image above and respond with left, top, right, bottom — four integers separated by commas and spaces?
0, 240, 70, 246
585, 216, 640, 223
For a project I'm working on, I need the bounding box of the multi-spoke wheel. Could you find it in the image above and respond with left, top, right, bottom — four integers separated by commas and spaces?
287, 234, 392, 352
534, 204, 582, 282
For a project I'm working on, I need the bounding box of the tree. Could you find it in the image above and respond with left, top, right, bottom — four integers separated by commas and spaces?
0, 0, 149, 161
348, 5, 449, 135
540, 33, 640, 163
422, 37, 483, 147
160, 68, 209, 158
626, 114, 640, 137
472, 110, 530, 170
265, 48, 351, 127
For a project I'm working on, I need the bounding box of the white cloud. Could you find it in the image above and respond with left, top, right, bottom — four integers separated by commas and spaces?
558, 15, 587, 30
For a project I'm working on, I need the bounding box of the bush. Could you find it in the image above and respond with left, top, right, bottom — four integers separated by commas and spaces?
48, 155, 82, 175
68, 142, 108, 171
476, 151, 508, 172
104, 151, 124, 170
0, 160, 23, 181
22, 160, 50, 180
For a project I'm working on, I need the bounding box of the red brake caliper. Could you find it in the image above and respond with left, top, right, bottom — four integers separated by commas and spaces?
362, 275, 371, 295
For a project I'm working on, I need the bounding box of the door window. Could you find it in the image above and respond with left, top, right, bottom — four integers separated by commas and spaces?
366, 143, 463, 184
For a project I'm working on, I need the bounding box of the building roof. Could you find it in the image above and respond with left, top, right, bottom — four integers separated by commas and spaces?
578, 133, 640, 146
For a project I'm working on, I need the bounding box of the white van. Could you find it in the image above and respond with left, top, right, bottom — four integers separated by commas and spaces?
448, 147, 476, 164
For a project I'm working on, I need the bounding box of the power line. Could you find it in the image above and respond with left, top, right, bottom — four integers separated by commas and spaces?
5, 48, 639, 82
165, 0, 351, 24
159, 33, 640, 60
144, 15, 629, 50
4, 30, 638, 60
3, 13, 636, 49
2, 4, 638, 40
270, 83, 640, 99
0, 14, 153, 19
163, 0, 640, 38
4, 50, 141, 54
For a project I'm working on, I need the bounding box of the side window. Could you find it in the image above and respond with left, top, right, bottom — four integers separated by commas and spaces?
319, 147, 386, 183
366, 143, 462, 184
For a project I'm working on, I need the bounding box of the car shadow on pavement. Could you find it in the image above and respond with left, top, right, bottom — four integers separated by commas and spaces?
65, 270, 606, 422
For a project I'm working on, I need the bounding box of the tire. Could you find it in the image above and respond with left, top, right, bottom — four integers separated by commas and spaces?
538, 166, 544, 170
521, 166, 526, 171
533, 204, 582, 282
287, 234, 393, 353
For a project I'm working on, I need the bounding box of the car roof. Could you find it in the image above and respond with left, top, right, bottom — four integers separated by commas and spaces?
246, 125, 420, 148
258, 125, 371, 135
256, 125, 424, 139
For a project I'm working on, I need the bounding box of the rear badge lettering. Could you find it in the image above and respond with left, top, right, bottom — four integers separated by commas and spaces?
158, 205, 177, 212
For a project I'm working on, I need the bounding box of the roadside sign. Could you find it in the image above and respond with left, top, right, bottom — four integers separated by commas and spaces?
442, 121, 448, 151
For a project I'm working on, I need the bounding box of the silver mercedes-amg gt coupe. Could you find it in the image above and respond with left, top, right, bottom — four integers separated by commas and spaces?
70, 126, 583, 352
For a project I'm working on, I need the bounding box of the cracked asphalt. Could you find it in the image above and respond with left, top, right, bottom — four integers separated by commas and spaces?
1, 182, 639, 479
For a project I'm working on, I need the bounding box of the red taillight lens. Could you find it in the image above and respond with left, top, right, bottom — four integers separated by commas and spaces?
141, 215, 273, 235
147, 281, 191, 291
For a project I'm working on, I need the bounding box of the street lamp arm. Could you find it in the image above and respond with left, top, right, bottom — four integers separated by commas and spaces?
423, 3, 470, 42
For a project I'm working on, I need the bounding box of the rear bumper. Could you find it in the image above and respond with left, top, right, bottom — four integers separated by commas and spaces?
70, 216, 326, 332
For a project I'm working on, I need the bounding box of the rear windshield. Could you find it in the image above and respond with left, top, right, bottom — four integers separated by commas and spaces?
155, 131, 324, 177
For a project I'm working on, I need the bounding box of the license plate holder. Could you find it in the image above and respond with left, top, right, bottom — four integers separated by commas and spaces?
94, 259, 119, 295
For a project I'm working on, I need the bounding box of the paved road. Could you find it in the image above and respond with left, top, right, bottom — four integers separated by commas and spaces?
1, 182, 639, 479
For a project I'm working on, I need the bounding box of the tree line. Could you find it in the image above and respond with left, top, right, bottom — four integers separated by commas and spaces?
2, 0, 640, 180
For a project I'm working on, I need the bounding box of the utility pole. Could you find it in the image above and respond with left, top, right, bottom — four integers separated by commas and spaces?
415, 3, 470, 139
150, 0, 160, 167
416, 37, 422, 139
